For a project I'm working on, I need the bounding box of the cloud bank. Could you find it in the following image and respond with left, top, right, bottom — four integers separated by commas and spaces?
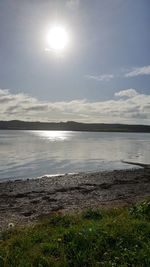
0, 88, 150, 125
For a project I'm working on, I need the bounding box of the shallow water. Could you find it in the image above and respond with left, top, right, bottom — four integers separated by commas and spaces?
0, 130, 150, 181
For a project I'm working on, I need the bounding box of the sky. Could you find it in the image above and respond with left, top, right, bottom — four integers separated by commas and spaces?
0, 0, 150, 124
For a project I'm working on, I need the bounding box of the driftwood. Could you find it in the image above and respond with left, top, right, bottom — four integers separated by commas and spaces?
122, 160, 150, 169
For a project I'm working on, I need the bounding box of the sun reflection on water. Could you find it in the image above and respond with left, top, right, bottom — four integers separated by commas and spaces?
32, 131, 72, 141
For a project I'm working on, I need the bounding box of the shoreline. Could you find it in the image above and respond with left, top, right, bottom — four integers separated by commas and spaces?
0, 168, 150, 230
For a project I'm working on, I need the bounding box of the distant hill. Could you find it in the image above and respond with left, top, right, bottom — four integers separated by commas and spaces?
0, 120, 150, 132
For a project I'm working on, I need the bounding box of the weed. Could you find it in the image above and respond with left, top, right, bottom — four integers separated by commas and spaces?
0, 201, 150, 266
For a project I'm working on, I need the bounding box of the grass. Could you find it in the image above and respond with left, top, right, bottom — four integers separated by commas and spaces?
0, 201, 150, 267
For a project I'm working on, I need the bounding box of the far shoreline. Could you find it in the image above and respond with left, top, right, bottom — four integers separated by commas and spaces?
1, 120, 150, 132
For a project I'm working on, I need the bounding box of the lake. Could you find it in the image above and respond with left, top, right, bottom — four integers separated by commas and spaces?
0, 130, 150, 181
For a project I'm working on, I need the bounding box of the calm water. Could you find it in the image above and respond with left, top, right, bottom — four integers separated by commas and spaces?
0, 130, 150, 181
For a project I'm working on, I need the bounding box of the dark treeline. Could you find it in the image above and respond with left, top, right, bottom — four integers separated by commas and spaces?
0, 120, 150, 132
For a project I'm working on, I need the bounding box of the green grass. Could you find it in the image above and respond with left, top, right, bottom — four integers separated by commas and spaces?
0, 201, 150, 267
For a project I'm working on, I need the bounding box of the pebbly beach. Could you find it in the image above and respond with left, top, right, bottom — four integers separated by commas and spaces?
0, 167, 150, 231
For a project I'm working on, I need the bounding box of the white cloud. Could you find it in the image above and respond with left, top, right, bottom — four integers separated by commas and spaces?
86, 65, 150, 81
66, 0, 80, 9
115, 89, 138, 98
86, 74, 114, 82
0, 88, 150, 125
125, 65, 150, 77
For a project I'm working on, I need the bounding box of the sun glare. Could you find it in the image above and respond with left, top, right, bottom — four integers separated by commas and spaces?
46, 25, 69, 53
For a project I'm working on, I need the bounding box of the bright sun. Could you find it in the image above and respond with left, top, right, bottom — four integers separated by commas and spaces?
46, 25, 69, 52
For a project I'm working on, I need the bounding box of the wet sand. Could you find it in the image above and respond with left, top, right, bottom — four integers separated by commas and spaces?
0, 168, 150, 230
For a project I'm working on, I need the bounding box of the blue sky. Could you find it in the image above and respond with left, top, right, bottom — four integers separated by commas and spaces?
0, 0, 150, 124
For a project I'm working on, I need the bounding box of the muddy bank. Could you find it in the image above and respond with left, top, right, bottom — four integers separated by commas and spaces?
0, 168, 150, 230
